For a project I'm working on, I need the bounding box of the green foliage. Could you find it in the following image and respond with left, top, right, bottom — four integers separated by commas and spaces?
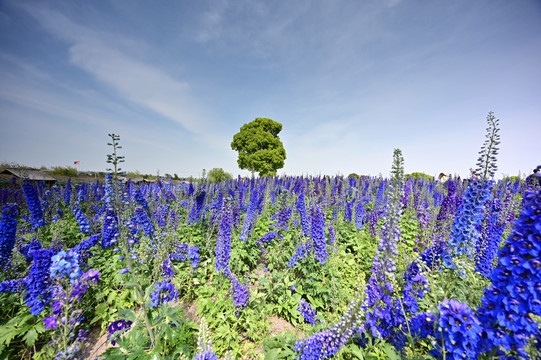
405, 172, 434, 182
1, 126, 529, 359
87, 248, 139, 329
196, 280, 268, 358
103, 305, 197, 359
207, 168, 233, 183
339, 338, 405, 360
262, 331, 297, 359
49, 166, 78, 177
231, 117, 286, 176
419, 259, 491, 311
126, 170, 144, 178
0, 299, 46, 359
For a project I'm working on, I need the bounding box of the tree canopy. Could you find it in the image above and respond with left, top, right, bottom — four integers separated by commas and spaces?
231, 117, 286, 177
207, 168, 233, 183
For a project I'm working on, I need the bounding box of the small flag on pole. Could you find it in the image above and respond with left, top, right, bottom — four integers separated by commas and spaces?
74, 161, 80, 165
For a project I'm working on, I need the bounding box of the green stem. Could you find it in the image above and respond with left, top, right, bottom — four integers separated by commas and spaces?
440, 326, 446, 360
396, 295, 413, 342
61, 279, 70, 354
109, 135, 156, 348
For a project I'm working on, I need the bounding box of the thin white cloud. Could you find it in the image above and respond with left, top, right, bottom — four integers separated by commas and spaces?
17, 3, 208, 135
195, 0, 229, 42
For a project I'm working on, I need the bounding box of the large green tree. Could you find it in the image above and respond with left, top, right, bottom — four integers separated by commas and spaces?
231, 117, 286, 176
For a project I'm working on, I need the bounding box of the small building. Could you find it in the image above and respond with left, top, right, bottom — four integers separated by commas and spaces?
0, 168, 57, 186
118, 176, 158, 184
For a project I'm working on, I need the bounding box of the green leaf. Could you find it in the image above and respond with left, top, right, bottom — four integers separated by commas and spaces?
263, 348, 282, 360
120, 289, 131, 301
119, 308, 137, 322
383, 343, 401, 360
23, 328, 38, 347
107, 291, 118, 303
0, 326, 18, 346
349, 343, 366, 359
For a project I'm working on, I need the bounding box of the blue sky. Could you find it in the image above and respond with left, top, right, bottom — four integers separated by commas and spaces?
0, 0, 540, 179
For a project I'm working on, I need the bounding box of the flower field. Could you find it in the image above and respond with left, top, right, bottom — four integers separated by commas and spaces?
1, 130, 540, 359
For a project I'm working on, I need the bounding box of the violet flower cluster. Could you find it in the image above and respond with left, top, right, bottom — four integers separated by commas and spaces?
257, 231, 279, 246
152, 204, 169, 228
287, 241, 311, 268
72, 205, 91, 233
240, 187, 259, 241
474, 199, 506, 276
433, 298, 482, 360
475, 189, 541, 358
188, 245, 200, 268
101, 209, 118, 247
164, 190, 176, 203
149, 280, 178, 307
355, 199, 367, 230
343, 197, 355, 222
328, 225, 336, 245
134, 206, 155, 238
225, 268, 250, 314
72, 234, 100, 259
368, 211, 379, 237
64, 178, 72, 206
188, 189, 206, 225
108, 319, 133, 346
19, 237, 42, 263
133, 187, 149, 211
296, 191, 311, 237
43, 268, 100, 330
271, 193, 292, 231
298, 299, 320, 325
169, 242, 199, 269
311, 205, 328, 265
295, 292, 365, 360
215, 200, 232, 273
0, 203, 18, 269
407, 311, 437, 340
50, 249, 82, 283
449, 179, 493, 259
24, 248, 53, 315
22, 180, 46, 228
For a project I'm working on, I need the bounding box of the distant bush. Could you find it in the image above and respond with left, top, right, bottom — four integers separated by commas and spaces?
49, 166, 78, 177
406, 172, 434, 182
207, 168, 233, 183
126, 170, 143, 179
0, 162, 32, 172
347, 173, 359, 179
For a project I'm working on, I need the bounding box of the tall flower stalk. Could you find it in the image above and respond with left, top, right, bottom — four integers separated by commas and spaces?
449, 112, 500, 260
475, 111, 500, 180
215, 199, 232, 273
106, 134, 155, 347
0, 203, 18, 269
476, 189, 541, 358
43, 250, 100, 359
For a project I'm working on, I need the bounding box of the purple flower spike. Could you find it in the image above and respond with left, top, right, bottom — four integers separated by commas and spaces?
43, 315, 59, 330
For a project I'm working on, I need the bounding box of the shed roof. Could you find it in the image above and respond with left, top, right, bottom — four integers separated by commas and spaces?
1, 168, 57, 182
124, 177, 157, 183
